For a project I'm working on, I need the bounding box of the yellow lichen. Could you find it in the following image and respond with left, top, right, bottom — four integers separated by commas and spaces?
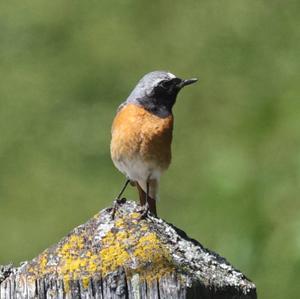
132, 232, 175, 281
86, 255, 98, 273
98, 218, 175, 281
130, 212, 141, 219
39, 253, 48, 274
59, 235, 85, 257
82, 277, 90, 288
115, 218, 125, 228
64, 280, 70, 292
26, 212, 175, 290
100, 243, 130, 276
116, 231, 128, 240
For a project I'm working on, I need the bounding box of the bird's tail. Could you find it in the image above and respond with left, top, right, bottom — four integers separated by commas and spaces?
136, 180, 158, 216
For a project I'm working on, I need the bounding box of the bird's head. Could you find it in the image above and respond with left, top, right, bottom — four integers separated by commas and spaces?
126, 71, 197, 117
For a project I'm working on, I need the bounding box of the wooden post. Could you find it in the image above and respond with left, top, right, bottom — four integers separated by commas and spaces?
0, 200, 256, 299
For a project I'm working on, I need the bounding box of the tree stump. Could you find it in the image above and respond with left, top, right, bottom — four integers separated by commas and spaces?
0, 200, 256, 299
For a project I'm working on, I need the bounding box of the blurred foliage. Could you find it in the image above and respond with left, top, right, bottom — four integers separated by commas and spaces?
0, 1, 300, 298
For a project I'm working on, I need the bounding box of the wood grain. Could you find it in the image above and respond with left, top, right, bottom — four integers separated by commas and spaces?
0, 200, 256, 299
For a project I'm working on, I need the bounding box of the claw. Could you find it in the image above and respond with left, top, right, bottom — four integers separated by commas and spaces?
111, 197, 127, 219
138, 201, 150, 219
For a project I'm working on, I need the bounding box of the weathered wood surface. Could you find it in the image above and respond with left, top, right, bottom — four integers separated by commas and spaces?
0, 200, 256, 299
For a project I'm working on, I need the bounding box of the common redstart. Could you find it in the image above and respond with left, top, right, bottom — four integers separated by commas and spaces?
110, 71, 197, 217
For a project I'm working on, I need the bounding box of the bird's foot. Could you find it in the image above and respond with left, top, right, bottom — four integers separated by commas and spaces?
111, 197, 127, 220
138, 202, 150, 219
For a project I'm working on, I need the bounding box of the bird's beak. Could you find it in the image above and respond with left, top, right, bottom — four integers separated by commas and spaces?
177, 78, 198, 89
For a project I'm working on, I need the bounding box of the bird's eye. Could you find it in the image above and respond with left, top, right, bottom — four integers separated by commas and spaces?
159, 80, 172, 90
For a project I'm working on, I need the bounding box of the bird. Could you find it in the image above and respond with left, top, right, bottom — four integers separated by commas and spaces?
110, 71, 197, 217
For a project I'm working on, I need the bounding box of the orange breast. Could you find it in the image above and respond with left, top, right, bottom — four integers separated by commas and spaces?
110, 103, 173, 170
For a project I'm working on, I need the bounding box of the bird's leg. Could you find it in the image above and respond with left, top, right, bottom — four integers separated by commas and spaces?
111, 179, 130, 219
116, 179, 130, 200
146, 180, 149, 202
136, 181, 157, 217
137, 183, 146, 206
147, 196, 157, 217
139, 181, 150, 219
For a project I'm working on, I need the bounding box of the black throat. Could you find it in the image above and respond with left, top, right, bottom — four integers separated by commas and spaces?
136, 95, 175, 118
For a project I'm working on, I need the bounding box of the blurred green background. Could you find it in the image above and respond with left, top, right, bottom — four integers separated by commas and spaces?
0, 0, 300, 298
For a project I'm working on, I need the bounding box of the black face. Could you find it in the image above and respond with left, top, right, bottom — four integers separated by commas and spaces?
126, 71, 197, 118
153, 78, 183, 111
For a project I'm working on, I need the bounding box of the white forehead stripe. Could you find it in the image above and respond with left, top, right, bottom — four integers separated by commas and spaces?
151, 78, 165, 86
150, 72, 176, 87
167, 72, 176, 79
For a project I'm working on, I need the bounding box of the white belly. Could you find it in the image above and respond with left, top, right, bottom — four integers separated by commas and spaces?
113, 155, 161, 182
